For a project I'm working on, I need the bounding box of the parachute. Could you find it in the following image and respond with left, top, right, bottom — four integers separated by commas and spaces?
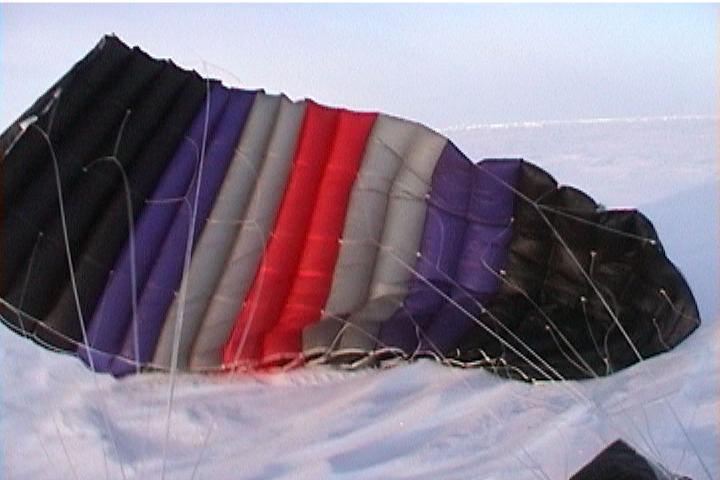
0, 35, 700, 381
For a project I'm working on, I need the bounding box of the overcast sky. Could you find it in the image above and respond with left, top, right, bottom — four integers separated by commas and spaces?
1, 4, 717, 131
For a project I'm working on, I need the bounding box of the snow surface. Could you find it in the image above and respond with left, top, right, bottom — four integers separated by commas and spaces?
1, 116, 718, 480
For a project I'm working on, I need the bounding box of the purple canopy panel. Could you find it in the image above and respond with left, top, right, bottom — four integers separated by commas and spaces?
378, 143, 473, 353
110, 89, 255, 376
419, 159, 520, 355
78, 83, 230, 372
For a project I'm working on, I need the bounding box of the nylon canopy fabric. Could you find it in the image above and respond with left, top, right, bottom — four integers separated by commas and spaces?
0, 36, 701, 383
222, 103, 377, 366
450, 162, 699, 380
188, 96, 306, 370
377, 155, 518, 358
301, 115, 424, 358
79, 82, 230, 371
1, 38, 207, 352
258, 109, 377, 363
45, 75, 207, 349
109, 89, 255, 376
18, 64, 194, 349
416, 159, 520, 356
2, 36, 133, 199
153, 93, 282, 370
329, 123, 447, 358
4, 47, 163, 294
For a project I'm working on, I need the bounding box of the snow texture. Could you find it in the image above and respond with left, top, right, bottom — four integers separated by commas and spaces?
1, 116, 717, 480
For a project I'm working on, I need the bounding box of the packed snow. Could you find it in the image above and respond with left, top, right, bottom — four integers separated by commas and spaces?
1, 116, 718, 479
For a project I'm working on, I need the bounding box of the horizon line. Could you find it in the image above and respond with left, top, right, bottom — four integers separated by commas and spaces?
440, 113, 719, 133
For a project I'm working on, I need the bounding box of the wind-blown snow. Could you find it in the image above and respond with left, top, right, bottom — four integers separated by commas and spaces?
1, 116, 717, 480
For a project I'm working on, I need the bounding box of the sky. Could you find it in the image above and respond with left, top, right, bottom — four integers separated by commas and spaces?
0, 4, 717, 131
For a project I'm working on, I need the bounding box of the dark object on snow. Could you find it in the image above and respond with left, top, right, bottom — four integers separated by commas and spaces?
571, 439, 692, 480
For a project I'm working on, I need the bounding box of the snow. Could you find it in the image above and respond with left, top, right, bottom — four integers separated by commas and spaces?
1, 116, 718, 479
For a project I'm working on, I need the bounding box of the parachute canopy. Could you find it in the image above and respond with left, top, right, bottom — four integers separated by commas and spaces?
0, 35, 700, 379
